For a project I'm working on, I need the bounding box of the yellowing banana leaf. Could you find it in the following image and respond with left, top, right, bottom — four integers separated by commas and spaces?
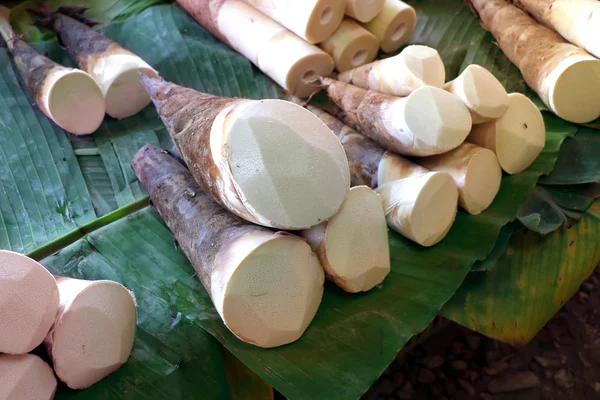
442, 201, 600, 345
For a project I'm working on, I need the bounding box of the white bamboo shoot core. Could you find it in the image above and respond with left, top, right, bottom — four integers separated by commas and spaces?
361, 0, 416, 53
416, 143, 502, 215
444, 64, 509, 124
0, 250, 59, 355
468, 93, 545, 175
0, 354, 57, 400
241, 0, 346, 43
338, 45, 446, 97
345, 0, 385, 22
300, 186, 390, 293
217, 0, 334, 97
45, 277, 137, 389
376, 171, 458, 247
319, 18, 379, 72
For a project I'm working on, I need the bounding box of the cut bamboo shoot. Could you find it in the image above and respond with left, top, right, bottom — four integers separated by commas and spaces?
468, 93, 545, 175
322, 77, 472, 156
45, 277, 137, 389
307, 107, 458, 247
0, 250, 59, 355
444, 64, 509, 124
338, 45, 446, 96
416, 143, 502, 215
176, 0, 334, 97
319, 18, 379, 72
31, 6, 158, 120
468, 0, 600, 123
361, 0, 416, 53
132, 144, 325, 348
0, 354, 57, 400
141, 74, 350, 230
240, 0, 346, 43
0, 6, 105, 135
511, 0, 600, 59
345, 0, 385, 22
300, 186, 390, 293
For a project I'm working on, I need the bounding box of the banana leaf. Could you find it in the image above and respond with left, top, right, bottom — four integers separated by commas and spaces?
0, 1, 598, 399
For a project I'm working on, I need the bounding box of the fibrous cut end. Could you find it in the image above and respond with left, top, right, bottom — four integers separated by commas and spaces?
45, 69, 105, 135
0, 354, 57, 400
307, 186, 390, 293
320, 19, 379, 72
0, 250, 59, 355
548, 57, 600, 123
469, 93, 545, 174
376, 172, 458, 247
219, 233, 324, 348
305, 0, 346, 43
284, 49, 334, 98
103, 59, 158, 119
400, 45, 446, 89
49, 279, 137, 389
445, 64, 509, 124
363, 0, 416, 53
222, 99, 350, 229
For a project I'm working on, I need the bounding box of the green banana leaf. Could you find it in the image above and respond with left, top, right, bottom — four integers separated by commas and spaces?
0, 0, 599, 399
442, 201, 600, 345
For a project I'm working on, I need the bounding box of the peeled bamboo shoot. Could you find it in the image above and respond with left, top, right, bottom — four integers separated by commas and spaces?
319, 18, 379, 72
141, 74, 350, 229
0, 354, 57, 400
361, 0, 416, 53
345, 0, 385, 23
468, 0, 600, 123
132, 144, 325, 348
0, 250, 59, 355
468, 93, 545, 174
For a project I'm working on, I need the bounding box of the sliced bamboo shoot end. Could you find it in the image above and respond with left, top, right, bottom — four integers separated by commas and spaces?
444, 64, 509, 124
305, 0, 346, 43
345, 0, 385, 23
387, 86, 472, 153
284, 51, 334, 98
302, 186, 390, 293
219, 234, 324, 348
548, 58, 600, 123
376, 172, 458, 247
319, 19, 379, 72
469, 93, 545, 175
362, 0, 416, 53
104, 65, 158, 120
400, 45, 446, 89
46, 70, 105, 135
0, 354, 57, 400
48, 279, 137, 389
223, 100, 350, 229
0, 250, 59, 355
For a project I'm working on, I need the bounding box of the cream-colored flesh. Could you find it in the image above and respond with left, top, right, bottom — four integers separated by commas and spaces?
416, 143, 502, 215
42, 69, 105, 135
469, 93, 546, 175
241, 0, 346, 44
217, 232, 324, 348
546, 56, 600, 124
339, 45, 445, 97
0, 354, 57, 400
444, 64, 509, 124
218, 1, 334, 97
300, 186, 390, 293
345, 0, 385, 22
319, 19, 379, 72
361, 0, 416, 53
47, 278, 137, 390
377, 151, 428, 186
0, 250, 59, 355
376, 172, 458, 247
383, 86, 472, 156
214, 99, 350, 229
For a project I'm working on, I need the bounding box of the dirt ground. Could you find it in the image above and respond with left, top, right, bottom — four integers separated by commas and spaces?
362, 266, 600, 400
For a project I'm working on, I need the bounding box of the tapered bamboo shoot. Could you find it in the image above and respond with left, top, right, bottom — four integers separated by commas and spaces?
45, 277, 137, 389
468, 93, 545, 174
0, 354, 57, 400
319, 19, 379, 72
132, 144, 325, 348
361, 0, 416, 53
345, 0, 385, 23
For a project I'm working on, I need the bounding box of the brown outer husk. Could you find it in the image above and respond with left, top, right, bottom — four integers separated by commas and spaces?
307, 106, 385, 188
176, 0, 228, 43
131, 144, 272, 297
468, 0, 587, 104
321, 77, 407, 154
